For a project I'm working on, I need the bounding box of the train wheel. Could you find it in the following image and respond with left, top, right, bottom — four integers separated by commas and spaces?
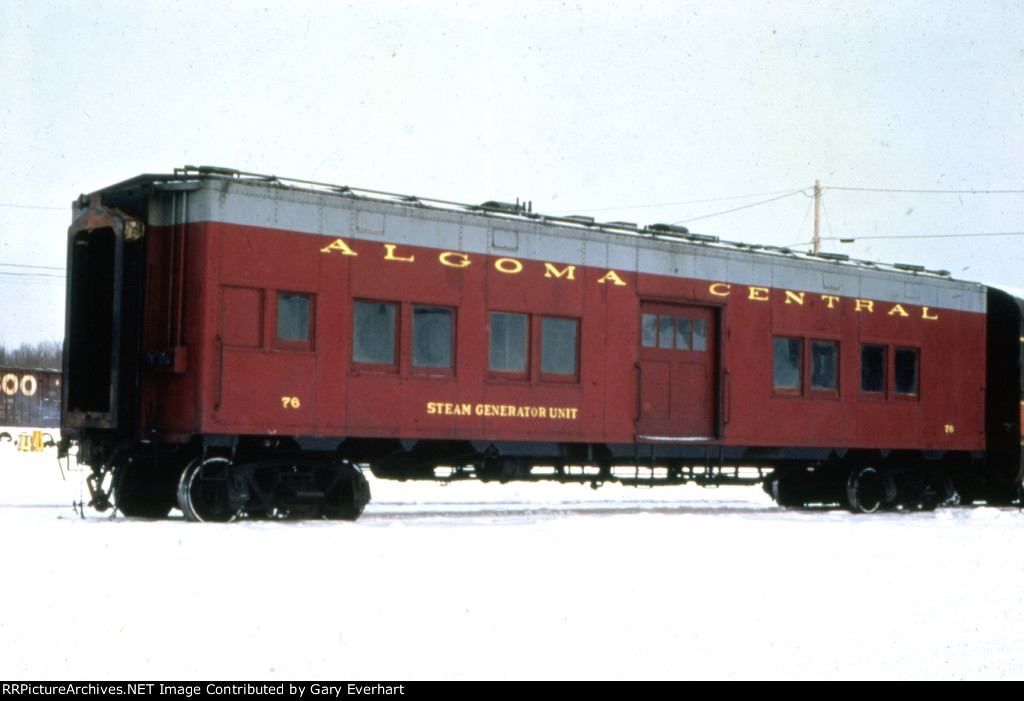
846, 466, 882, 514
114, 456, 175, 518
177, 456, 239, 522
322, 463, 371, 520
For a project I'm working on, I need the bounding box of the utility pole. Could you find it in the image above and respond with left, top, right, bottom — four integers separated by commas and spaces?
813, 179, 821, 254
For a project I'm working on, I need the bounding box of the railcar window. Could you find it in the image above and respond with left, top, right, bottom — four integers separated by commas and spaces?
811, 341, 838, 391
643, 314, 707, 351
490, 312, 528, 372
692, 318, 708, 351
675, 318, 691, 350
353, 301, 397, 365
412, 306, 453, 368
773, 338, 802, 389
861, 344, 886, 393
541, 317, 578, 376
658, 316, 674, 349
277, 293, 311, 343
894, 348, 919, 396
642, 314, 658, 348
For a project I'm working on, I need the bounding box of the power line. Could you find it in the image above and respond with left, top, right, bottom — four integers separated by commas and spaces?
826, 186, 1024, 195
0, 202, 66, 211
0, 274, 64, 282
671, 190, 807, 225
536, 188, 812, 215
843, 231, 1024, 240
0, 263, 65, 272
784, 231, 1024, 248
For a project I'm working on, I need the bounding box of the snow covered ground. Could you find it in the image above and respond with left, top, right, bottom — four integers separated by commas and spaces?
1, 433, 1023, 680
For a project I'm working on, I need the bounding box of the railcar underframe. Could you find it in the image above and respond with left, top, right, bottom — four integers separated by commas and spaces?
60, 168, 1024, 521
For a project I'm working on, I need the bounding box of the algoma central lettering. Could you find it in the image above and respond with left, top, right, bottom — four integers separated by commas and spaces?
320, 238, 628, 286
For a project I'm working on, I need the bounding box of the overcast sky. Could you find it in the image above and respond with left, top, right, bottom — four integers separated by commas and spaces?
2, 0, 1022, 346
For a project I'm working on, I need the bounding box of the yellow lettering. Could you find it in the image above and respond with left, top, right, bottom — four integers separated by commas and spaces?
494, 258, 523, 274
597, 270, 627, 286
887, 304, 910, 317
384, 244, 415, 262
427, 403, 437, 414
748, 286, 770, 302
20, 375, 36, 396
821, 295, 840, 309
855, 299, 874, 313
922, 307, 939, 321
454, 404, 579, 419
320, 238, 358, 255
439, 251, 471, 268
544, 262, 576, 280
784, 290, 805, 305
709, 282, 732, 297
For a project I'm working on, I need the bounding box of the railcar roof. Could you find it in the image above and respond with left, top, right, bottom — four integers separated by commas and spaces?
88, 165, 962, 284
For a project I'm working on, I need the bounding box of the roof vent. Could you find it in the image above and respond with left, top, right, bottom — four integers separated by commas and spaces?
685, 233, 720, 244
478, 200, 531, 214
648, 223, 690, 235
196, 165, 240, 176
894, 263, 925, 273
815, 252, 850, 261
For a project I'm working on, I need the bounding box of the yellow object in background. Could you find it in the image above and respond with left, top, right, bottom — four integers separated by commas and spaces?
17, 430, 44, 452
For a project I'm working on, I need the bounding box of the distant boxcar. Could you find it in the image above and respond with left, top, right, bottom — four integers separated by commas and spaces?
0, 367, 61, 428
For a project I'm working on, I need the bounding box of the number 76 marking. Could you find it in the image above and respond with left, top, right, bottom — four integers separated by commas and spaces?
281, 396, 301, 409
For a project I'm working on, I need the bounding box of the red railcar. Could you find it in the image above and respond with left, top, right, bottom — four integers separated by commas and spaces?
60, 167, 1024, 520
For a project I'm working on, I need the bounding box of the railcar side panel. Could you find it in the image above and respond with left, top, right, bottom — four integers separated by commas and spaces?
138, 204, 987, 455
62, 170, 1015, 522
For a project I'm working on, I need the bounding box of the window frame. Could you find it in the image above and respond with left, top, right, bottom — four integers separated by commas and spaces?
488, 311, 530, 380
772, 336, 803, 395
273, 290, 315, 353
642, 313, 709, 353
772, 336, 840, 399
860, 343, 887, 396
488, 311, 581, 384
351, 299, 400, 373
809, 340, 839, 393
411, 304, 456, 377
858, 343, 921, 401
893, 346, 921, 399
539, 315, 580, 383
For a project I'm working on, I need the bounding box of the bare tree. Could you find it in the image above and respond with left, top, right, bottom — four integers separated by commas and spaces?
0, 340, 63, 370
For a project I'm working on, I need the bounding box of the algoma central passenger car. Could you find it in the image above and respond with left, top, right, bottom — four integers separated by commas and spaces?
60, 167, 1024, 520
